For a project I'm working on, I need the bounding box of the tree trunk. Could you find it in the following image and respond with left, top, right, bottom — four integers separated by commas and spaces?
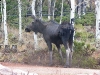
48, 0, 51, 20
60, 0, 63, 24
32, 0, 38, 50
3, 0, 8, 45
70, 0, 75, 26
38, 0, 42, 19
82, 0, 86, 15
18, 0, 22, 41
1, 1, 3, 25
52, 0, 56, 20
77, 0, 82, 18
1, 0, 3, 31
95, 0, 100, 39
50, 0, 56, 20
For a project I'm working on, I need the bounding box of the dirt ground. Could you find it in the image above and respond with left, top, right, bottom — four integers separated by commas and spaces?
0, 62, 100, 75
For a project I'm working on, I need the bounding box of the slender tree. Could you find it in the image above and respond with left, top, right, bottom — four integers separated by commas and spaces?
48, 0, 51, 20
1, 0, 3, 24
68, 0, 75, 66
18, 0, 22, 41
3, 0, 8, 45
77, 0, 82, 18
52, 0, 56, 20
32, 0, 38, 50
60, 0, 63, 24
70, 0, 75, 26
95, 0, 100, 39
50, 0, 56, 20
82, 0, 86, 15
38, 0, 42, 19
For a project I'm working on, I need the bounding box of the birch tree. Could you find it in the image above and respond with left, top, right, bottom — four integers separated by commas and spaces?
70, 0, 75, 26
82, 0, 86, 15
60, 0, 63, 24
38, 0, 42, 19
51, 0, 56, 20
32, 0, 38, 50
95, 0, 100, 39
48, 0, 51, 20
52, 0, 56, 20
18, 0, 22, 41
77, 0, 82, 18
3, 0, 8, 45
1, 0, 3, 25
1, 0, 3, 29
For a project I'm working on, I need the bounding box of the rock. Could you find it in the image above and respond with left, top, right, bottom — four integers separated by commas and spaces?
0, 64, 38, 75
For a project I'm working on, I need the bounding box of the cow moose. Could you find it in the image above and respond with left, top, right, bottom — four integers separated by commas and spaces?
25, 16, 74, 67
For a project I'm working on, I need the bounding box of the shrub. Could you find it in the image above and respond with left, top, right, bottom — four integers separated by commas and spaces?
75, 12, 95, 26
73, 41, 97, 68
75, 32, 82, 38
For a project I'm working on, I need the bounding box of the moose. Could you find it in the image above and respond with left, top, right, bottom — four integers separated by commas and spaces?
25, 16, 74, 67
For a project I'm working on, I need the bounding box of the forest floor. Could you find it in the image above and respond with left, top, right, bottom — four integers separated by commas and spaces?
0, 62, 100, 75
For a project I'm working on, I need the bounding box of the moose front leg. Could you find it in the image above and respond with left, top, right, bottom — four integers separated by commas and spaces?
65, 43, 73, 68
62, 37, 70, 67
65, 46, 70, 68
46, 41, 53, 66
69, 41, 73, 67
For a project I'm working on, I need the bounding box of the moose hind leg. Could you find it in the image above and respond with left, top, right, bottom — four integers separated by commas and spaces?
62, 38, 70, 67
49, 50, 53, 66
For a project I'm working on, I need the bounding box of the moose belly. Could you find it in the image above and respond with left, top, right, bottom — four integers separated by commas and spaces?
50, 36, 63, 44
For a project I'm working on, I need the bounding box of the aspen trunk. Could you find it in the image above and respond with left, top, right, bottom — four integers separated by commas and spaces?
32, 0, 38, 50
95, 0, 100, 39
38, 0, 42, 19
52, 0, 56, 20
60, 0, 63, 24
70, 0, 75, 26
18, 0, 22, 41
48, 0, 51, 20
3, 0, 8, 45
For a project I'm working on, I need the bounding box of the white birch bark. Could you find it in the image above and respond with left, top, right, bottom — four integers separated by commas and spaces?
78, 0, 82, 18
1, 0, 3, 24
3, 0, 8, 45
0, 1, 1, 13
95, 0, 100, 39
48, 0, 51, 20
18, 0, 22, 41
70, 0, 75, 26
32, 0, 38, 50
38, 0, 42, 19
60, 0, 63, 24
82, 0, 86, 15
1, 0, 3, 30
52, 0, 56, 20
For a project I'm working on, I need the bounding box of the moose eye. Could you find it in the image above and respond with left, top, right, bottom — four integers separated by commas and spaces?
32, 22, 34, 24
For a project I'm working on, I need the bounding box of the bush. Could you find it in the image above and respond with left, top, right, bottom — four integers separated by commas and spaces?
75, 32, 82, 38
73, 55, 97, 68
75, 12, 95, 26
73, 41, 97, 68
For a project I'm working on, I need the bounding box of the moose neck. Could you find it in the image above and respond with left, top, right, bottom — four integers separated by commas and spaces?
36, 22, 46, 34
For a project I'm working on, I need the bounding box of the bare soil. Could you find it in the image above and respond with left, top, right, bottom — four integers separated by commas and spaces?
0, 62, 100, 75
